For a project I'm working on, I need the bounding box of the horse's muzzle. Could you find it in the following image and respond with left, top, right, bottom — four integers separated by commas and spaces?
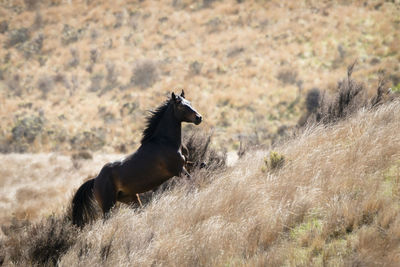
195, 115, 202, 125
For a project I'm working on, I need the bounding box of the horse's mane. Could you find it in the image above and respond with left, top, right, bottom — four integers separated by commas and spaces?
141, 99, 171, 144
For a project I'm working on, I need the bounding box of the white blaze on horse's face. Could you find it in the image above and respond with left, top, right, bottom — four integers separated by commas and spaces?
172, 92, 202, 125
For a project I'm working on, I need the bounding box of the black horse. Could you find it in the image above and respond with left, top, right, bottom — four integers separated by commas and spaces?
71, 90, 202, 227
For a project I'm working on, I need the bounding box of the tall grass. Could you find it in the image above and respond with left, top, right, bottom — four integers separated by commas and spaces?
62, 100, 400, 266
2, 100, 399, 266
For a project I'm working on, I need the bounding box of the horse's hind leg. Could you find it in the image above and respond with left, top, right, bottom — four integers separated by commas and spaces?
116, 191, 142, 208
93, 163, 118, 218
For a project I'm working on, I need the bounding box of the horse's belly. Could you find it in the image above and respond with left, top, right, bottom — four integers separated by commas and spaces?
117, 157, 181, 193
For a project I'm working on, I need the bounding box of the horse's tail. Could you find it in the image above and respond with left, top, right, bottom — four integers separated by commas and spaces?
71, 178, 96, 228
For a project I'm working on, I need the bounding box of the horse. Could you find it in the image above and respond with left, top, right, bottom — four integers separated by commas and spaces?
71, 90, 202, 227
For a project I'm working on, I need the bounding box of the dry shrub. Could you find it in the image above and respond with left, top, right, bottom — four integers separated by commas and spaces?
24, 0, 40, 10
71, 151, 93, 160
183, 129, 227, 172
88, 73, 104, 92
19, 33, 44, 59
189, 61, 203, 75
277, 69, 298, 85
61, 24, 79, 45
0, 114, 46, 153
1, 214, 78, 266
37, 75, 54, 97
305, 87, 321, 113
130, 60, 159, 89
6, 74, 23, 96
5, 27, 30, 48
0, 20, 8, 34
99, 62, 119, 95
70, 130, 105, 151
302, 63, 397, 127
68, 48, 79, 68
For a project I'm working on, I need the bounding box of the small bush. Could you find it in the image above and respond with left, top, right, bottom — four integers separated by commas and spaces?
12, 115, 44, 144
32, 12, 43, 30
88, 73, 104, 92
0, 20, 8, 34
90, 48, 99, 64
70, 130, 105, 151
189, 61, 203, 75
301, 63, 397, 126
203, 0, 217, 8
183, 129, 227, 172
61, 24, 79, 45
99, 62, 119, 95
227, 46, 244, 58
113, 11, 124, 28
24, 0, 40, 10
5, 27, 30, 48
120, 102, 139, 117
263, 151, 285, 172
391, 83, 400, 93
105, 62, 118, 85
206, 17, 222, 33
130, 60, 159, 89
71, 151, 93, 169
68, 48, 80, 68
305, 88, 321, 113
19, 33, 44, 59
6, 74, 23, 96
2, 215, 78, 266
71, 151, 93, 160
37, 75, 54, 97
277, 69, 298, 85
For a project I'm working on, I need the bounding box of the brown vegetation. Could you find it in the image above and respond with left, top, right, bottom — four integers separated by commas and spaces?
1, 0, 400, 266
298, 62, 397, 127
1, 99, 400, 266
1, 0, 399, 153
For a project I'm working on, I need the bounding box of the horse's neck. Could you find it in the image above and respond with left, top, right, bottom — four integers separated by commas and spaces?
152, 106, 182, 148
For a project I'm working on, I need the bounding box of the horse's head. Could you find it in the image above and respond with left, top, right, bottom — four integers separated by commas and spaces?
171, 90, 202, 125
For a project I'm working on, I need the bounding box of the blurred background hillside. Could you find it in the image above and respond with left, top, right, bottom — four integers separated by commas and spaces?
0, 0, 399, 154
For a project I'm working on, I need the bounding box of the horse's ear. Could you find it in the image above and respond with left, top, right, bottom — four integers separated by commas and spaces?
171, 92, 176, 101
180, 90, 185, 98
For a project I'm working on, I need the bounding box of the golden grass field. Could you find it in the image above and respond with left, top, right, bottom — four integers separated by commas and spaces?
1, 0, 400, 266
0, 0, 399, 152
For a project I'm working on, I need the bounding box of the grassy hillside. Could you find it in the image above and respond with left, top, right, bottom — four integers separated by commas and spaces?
1, 99, 400, 266
1, 0, 400, 266
0, 0, 399, 153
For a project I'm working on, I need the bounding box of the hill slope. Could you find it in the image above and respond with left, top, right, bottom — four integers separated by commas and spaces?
2, 100, 399, 266
1, 0, 399, 152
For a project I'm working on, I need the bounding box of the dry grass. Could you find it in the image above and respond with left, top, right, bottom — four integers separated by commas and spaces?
1, 0, 400, 265
1, 100, 399, 266
0, 0, 399, 152
0, 153, 122, 226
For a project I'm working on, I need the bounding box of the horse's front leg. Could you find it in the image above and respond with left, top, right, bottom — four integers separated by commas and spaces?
181, 166, 192, 179
135, 193, 143, 207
